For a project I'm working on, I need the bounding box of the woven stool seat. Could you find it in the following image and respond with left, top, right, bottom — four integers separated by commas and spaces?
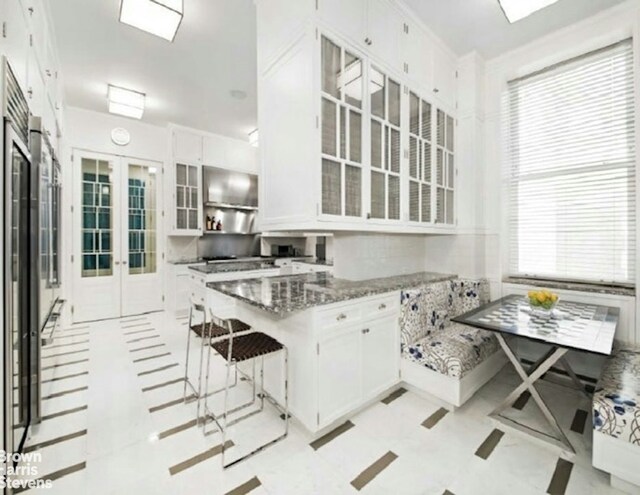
212, 332, 283, 363
191, 319, 251, 339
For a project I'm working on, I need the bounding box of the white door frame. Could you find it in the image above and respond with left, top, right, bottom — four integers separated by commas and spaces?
71, 149, 164, 322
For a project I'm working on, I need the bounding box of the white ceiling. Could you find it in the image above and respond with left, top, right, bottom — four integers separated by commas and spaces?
50, 0, 627, 140
49, 0, 258, 141
403, 0, 628, 58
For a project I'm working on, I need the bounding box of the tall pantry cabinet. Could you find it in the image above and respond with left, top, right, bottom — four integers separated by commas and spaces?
256, 0, 458, 234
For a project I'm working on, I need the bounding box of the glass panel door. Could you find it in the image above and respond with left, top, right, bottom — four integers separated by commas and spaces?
320, 35, 363, 218
408, 91, 434, 224
435, 109, 455, 225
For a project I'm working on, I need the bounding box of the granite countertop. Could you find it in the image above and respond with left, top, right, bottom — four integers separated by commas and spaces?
168, 258, 205, 265
294, 259, 333, 266
207, 271, 456, 316
189, 260, 278, 275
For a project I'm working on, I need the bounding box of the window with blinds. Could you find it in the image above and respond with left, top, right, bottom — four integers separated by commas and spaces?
507, 39, 636, 286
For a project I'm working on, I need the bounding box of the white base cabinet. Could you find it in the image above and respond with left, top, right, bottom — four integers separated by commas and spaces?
231, 291, 400, 434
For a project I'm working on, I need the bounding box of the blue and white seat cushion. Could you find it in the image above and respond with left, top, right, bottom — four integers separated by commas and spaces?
400, 282, 450, 347
450, 278, 490, 317
593, 346, 640, 445
402, 322, 499, 378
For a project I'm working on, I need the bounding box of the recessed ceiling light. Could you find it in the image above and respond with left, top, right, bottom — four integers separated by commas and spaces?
108, 85, 145, 119
119, 0, 183, 42
230, 90, 248, 100
248, 129, 259, 147
498, 0, 560, 23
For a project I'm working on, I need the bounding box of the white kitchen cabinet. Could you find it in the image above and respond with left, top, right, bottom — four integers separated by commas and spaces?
26, 52, 44, 117
257, 0, 459, 234
366, 0, 403, 74
170, 162, 202, 236
173, 129, 203, 164
202, 134, 259, 174
317, 0, 366, 50
362, 313, 399, 399
432, 44, 457, 112
318, 324, 363, 425
2, 0, 30, 93
435, 108, 455, 226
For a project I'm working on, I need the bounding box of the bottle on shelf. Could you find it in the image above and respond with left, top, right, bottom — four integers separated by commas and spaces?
216, 219, 222, 231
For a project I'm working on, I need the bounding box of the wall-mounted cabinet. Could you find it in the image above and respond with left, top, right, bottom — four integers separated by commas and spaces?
257, 1, 458, 234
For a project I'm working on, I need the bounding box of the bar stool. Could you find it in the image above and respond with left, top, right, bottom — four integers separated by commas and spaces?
203, 317, 289, 468
183, 300, 252, 425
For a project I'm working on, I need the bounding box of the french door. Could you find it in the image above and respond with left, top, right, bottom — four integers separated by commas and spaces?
72, 150, 163, 322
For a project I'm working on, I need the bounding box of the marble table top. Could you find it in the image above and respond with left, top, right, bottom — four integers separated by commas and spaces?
453, 294, 619, 355
207, 271, 456, 317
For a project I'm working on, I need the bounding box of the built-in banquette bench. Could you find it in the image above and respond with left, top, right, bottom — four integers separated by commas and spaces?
593, 344, 640, 492
400, 279, 508, 408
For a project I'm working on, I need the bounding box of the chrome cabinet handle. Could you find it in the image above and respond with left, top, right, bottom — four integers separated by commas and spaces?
336, 313, 347, 321
114, 261, 120, 265
361, 328, 370, 334
378, 303, 387, 310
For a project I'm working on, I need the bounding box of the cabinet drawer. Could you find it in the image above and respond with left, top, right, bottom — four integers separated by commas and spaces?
318, 305, 362, 330
361, 294, 398, 318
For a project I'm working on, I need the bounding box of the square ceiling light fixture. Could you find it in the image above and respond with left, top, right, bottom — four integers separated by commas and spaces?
498, 0, 560, 23
108, 85, 146, 119
119, 0, 183, 42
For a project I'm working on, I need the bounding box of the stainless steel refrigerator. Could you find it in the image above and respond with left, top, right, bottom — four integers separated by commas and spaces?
2, 57, 33, 457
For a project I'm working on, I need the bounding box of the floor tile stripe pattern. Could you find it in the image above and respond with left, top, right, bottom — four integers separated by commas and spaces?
23, 429, 87, 453
381, 387, 407, 404
547, 458, 574, 495
570, 409, 589, 434
351, 451, 398, 490
512, 391, 531, 410
169, 441, 234, 476
13, 462, 87, 494
309, 421, 355, 450
225, 476, 262, 495
422, 408, 448, 429
474, 429, 504, 460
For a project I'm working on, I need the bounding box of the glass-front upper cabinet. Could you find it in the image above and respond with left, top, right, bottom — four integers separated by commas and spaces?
173, 162, 201, 234
435, 109, 455, 225
408, 91, 433, 224
370, 65, 401, 221
321, 35, 364, 218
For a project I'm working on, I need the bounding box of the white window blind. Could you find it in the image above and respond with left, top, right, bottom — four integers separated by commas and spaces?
507, 39, 636, 286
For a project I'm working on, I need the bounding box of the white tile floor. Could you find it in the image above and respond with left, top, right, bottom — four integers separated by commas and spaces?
16, 311, 625, 495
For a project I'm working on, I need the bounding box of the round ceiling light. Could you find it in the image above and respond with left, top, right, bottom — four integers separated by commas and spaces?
230, 90, 247, 100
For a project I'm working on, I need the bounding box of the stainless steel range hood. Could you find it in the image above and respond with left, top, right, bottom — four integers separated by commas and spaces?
202, 166, 258, 234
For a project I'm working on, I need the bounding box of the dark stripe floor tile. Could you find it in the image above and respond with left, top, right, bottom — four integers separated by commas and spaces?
570, 409, 589, 434
169, 441, 234, 476
126, 335, 160, 344
23, 430, 87, 453
547, 458, 573, 495
226, 476, 261, 495
512, 391, 532, 410
130, 343, 166, 353
150, 394, 196, 413
14, 462, 86, 494
41, 405, 88, 421
475, 429, 504, 460
138, 363, 178, 377
42, 386, 88, 400
422, 408, 448, 429
42, 359, 89, 371
381, 388, 407, 405
142, 377, 184, 392
158, 419, 199, 440
351, 451, 398, 490
42, 371, 89, 384
41, 340, 90, 350
124, 328, 156, 336
443, 491, 455, 495
133, 352, 172, 363
309, 421, 355, 450
42, 349, 89, 359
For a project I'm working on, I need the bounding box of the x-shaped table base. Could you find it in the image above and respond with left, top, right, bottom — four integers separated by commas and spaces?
489, 334, 587, 458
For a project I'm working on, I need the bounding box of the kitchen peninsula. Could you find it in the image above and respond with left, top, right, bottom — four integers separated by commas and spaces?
207, 271, 455, 435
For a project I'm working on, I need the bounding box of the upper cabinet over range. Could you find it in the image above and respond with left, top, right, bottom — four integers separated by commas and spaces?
256, 0, 458, 234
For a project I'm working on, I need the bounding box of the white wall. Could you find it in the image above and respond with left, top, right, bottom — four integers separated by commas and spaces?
480, 1, 640, 365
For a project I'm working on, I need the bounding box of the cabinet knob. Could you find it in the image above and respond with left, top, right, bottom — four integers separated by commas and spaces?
433, 88, 440, 94
361, 328, 370, 334
336, 313, 347, 321
378, 303, 387, 310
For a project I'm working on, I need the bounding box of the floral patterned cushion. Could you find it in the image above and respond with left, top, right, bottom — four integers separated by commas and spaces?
402, 322, 500, 379
593, 345, 640, 445
400, 287, 449, 346
449, 279, 490, 318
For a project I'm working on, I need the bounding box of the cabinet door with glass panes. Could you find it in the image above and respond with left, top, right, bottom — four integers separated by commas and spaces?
435, 109, 455, 225
408, 91, 433, 224
369, 65, 401, 221
172, 162, 202, 235
320, 35, 364, 219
